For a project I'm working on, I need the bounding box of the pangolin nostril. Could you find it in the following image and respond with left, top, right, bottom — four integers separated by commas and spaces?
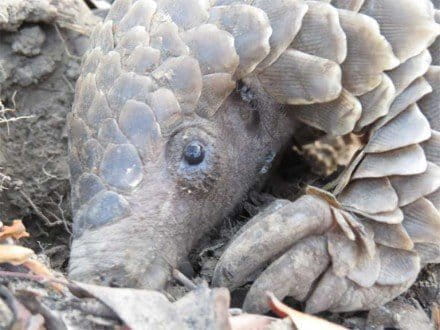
183, 142, 205, 165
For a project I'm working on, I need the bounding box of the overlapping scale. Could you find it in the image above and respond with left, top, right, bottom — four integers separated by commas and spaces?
360, 0, 440, 62
94, 20, 114, 53
258, 49, 342, 105
118, 100, 161, 159
151, 56, 203, 113
155, 0, 210, 30
365, 104, 431, 153
353, 144, 427, 179
377, 77, 432, 127
355, 74, 395, 131
337, 9, 399, 95
107, 72, 155, 110
332, 207, 355, 240
116, 26, 150, 59
350, 207, 404, 225
338, 178, 398, 214
418, 66, 440, 131
253, 0, 308, 70
390, 162, 440, 207
100, 143, 143, 190
149, 88, 183, 134
329, 2, 440, 294
118, 0, 156, 33
305, 270, 348, 314
81, 139, 103, 172
376, 246, 420, 286
106, 0, 132, 23
427, 189, 440, 210
76, 173, 105, 205
290, 1, 347, 64
293, 89, 361, 135
208, 4, 272, 78
96, 51, 122, 92
97, 119, 128, 146
150, 22, 189, 58
87, 91, 114, 129
415, 242, 440, 264
74, 73, 98, 118
181, 24, 239, 75
125, 46, 160, 74
386, 50, 431, 96
82, 48, 103, 76
367, 221, 413, 250
402, 198, 440, 244
422, 130, 440, 166
347, 248, 380, 287
327, 227, 359, 277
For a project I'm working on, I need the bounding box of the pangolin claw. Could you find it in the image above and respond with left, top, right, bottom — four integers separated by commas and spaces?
215, 193, 422, 314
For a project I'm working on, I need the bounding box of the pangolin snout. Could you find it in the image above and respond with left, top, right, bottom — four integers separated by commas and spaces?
69, 176, 195, 288
68, 135, 232, 289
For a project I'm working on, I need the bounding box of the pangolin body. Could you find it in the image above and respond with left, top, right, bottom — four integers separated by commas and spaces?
69, 0, 440, 314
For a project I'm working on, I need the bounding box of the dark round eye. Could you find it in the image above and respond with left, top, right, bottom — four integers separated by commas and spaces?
183, 142, 205, 165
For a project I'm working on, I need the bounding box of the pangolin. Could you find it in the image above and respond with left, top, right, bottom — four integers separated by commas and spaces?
68, 0, 440, 315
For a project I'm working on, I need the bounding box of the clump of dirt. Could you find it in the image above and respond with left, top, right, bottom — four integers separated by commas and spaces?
0, 0, 98, 265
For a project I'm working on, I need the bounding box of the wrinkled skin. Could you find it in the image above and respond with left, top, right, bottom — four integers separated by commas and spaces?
69, 78, 297, 288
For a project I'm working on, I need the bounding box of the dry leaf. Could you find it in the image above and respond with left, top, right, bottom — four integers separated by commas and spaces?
69, 282, 187, 329
0, 245, 34, 265
23, 259, 65, 292
0, 242, 63, 292
70, 283, 232, 329
267, 292, 347, 330
23, 259, 53, 278
0, 220, 30, 240
230, 313, 277, 330
1, 286, 46, 330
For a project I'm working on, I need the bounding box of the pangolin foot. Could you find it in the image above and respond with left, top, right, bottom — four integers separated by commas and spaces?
212, 193, 420, 314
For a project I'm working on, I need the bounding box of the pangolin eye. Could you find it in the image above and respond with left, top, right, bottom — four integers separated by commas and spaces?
183, 142, 205, 165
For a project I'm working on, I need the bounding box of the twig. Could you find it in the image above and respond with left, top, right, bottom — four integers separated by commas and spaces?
41, 162, 58, 179
0, 92, 34, 135
54, 23, 81, 60
172, 269, 197, 291
19, 191, 63, 227
48, 192, 72, 235
0, 270, 68, 286
62, 74, 75, 92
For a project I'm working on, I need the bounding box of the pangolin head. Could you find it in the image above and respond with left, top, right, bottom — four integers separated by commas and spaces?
68, 0, 303, 287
